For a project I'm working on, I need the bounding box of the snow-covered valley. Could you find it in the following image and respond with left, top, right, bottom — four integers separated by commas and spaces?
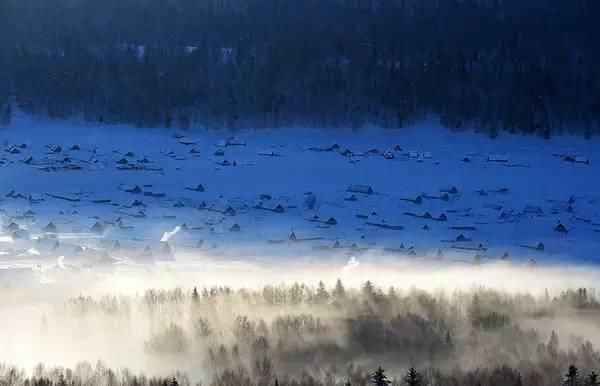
1, 115, 599, 290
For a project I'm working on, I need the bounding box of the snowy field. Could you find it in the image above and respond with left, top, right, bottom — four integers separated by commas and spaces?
1, 115, 599, 290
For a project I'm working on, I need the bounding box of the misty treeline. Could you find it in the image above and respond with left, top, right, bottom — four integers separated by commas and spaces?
6, 281, 600, 385
0, 0, 599, 136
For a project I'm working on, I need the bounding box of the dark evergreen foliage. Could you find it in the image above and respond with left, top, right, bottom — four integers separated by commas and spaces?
0, 0, 599, 134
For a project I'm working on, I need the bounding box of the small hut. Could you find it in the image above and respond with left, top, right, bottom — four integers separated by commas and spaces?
125, 185, 142, 194
229, 223, 241, 232
456, 234, 469, 242
325, 217, 338, 225
345, 194, 358, 202
187, 184, 205, 192
347, 184, 374, 195
554, 223, 568, 233
43, 222, 58, 233
487, 155, 508, 163
91, 222, 104, 233
6, 221, 19, 231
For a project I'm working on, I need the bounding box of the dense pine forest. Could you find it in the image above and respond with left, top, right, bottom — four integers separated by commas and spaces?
0, 0, 599, 135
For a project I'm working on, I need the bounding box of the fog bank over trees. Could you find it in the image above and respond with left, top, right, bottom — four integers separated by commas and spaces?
1, 0, 599, 136
3, 268, 600, 385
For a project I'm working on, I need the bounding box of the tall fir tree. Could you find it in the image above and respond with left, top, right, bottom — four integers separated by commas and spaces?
371, 367, 391, 386
404, 368, 422, 386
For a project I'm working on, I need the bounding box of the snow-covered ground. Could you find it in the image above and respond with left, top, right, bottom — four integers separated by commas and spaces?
1, 115, 599, 286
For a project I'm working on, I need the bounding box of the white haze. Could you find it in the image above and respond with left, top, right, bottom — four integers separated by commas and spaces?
1, 250, 600, 381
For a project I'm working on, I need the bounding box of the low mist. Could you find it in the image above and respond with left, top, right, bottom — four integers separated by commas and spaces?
1, 252, 600, 385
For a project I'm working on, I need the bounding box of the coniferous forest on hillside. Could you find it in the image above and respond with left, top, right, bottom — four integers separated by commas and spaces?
1, 0, 600, 136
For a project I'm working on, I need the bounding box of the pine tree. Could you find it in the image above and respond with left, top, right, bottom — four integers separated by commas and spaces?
363, 280, 375, 299
470, 293, 482, 328
404, 367, 422, 386
57, 374, 67, 386
547, 330, 560, 358
192, 286, 200, 303
315, 280, 329, 303
371, 367, 391, 386
332, 278, 346, 301
564, 365, 580, 386
0, 101, 10, 125
444, 330, 454, 351
515, 373, 524, 386
586, 372, 600, 386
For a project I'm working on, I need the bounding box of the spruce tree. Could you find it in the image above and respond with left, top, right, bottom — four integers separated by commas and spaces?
404, 367, 422, 386
371, 367, 391, 386
332, 278, 346, 301
0, 101, 10, 125
192, 286, 200, 303
564, 365, 580, 386
586, 372, 600, 386
57, 374, 67, 386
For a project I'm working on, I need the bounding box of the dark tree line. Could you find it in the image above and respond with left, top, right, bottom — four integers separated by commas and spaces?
1, 0, 599, 135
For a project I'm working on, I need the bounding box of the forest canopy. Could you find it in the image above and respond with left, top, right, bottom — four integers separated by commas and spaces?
2, 281, 600, 385
1, 0, 599, 135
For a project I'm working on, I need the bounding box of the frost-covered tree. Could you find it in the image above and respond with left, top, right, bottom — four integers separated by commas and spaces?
371, 367, 391, 386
